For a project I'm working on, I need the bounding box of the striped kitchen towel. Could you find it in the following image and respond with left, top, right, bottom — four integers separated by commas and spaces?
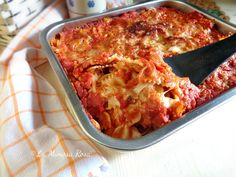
0, 0, 135, 176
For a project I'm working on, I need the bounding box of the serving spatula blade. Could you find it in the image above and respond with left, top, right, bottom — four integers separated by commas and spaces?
164, 33, 236, 85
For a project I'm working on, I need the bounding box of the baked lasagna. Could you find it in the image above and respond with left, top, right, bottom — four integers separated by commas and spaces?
50, 7, 236, 139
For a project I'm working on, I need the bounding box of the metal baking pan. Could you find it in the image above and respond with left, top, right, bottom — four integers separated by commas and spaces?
40, 0, 236, 150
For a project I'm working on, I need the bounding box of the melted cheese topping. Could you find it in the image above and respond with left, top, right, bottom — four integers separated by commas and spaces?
50, 7, 229, 139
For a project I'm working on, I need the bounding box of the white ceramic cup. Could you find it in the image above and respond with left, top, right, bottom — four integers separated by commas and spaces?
66, 0, 107, 17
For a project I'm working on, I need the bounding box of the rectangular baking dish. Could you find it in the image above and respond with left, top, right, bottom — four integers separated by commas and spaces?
40, 0, 236, 150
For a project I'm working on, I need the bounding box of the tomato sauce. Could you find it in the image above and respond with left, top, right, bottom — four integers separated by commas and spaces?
50, 7, 235, 139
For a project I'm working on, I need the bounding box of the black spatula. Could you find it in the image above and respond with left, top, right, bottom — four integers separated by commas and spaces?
164, 33, 236, 85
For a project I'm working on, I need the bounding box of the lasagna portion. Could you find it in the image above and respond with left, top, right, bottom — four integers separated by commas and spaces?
50, 7, 235, 139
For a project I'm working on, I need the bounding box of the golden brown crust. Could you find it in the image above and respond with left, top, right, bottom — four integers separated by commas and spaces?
50, 7, 232, 139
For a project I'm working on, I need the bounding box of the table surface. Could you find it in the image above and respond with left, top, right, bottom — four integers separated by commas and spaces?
12, 0, 236, 177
